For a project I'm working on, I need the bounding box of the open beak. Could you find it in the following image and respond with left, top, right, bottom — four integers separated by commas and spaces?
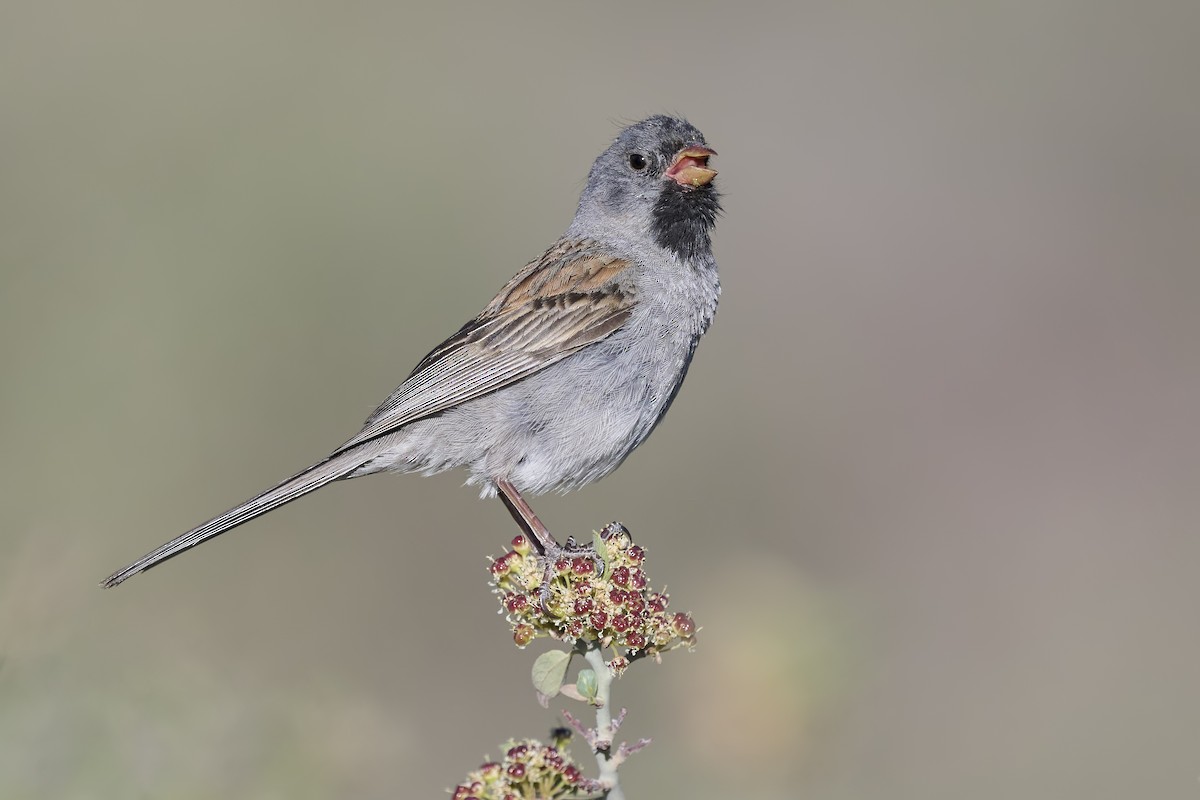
664, 145, 717, 188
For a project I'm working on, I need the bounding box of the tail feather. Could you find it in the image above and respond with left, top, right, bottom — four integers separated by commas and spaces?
101, 450, 368, 588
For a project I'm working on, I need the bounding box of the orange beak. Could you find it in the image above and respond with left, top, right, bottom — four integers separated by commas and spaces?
665, 145, 717, 188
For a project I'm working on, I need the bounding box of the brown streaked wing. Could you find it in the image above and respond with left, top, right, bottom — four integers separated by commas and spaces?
333, 247, 635, 454
484, 243, 629, 316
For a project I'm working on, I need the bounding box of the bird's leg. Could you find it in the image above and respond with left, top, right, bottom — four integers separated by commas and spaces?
495, 478, 605, 608
495, 478, 560, 554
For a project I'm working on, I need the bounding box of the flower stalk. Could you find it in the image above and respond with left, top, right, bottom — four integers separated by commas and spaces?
449, 523, 696, 798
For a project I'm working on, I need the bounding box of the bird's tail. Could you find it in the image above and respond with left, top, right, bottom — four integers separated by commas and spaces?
101, 450, 369, 588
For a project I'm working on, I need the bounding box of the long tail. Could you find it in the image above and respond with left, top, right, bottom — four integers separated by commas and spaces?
101, 450, 369, 588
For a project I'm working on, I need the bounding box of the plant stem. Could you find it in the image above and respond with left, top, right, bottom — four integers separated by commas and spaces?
583, 645, 624, 800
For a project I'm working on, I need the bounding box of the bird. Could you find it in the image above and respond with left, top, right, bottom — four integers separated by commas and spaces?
101, 114, 721, 588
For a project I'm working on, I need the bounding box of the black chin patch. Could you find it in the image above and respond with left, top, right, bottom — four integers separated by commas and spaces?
651, 182, 721, 260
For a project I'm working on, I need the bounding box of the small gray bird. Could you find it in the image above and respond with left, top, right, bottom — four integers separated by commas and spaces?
102, 115, 721, 588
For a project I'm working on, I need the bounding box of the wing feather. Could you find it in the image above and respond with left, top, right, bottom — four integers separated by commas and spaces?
334, 242, 635, 454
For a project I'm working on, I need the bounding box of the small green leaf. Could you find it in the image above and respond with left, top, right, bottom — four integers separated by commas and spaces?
576, 668, 599, 702
592, 530, 608, 578
531, 649, 573, 697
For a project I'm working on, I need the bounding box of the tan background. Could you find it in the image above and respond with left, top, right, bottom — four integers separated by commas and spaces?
2, 2, 1198, 798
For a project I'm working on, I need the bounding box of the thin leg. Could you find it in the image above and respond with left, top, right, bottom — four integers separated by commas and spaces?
495, 478, 559, 554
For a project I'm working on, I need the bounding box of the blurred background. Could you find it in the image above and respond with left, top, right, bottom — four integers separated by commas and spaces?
2, 1, 1198, 798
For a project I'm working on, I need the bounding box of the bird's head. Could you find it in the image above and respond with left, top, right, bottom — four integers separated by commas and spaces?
574, 115, 721, 260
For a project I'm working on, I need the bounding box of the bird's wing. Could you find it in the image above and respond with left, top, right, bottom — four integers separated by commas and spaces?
334, 242, 635, 453
102, 244, 634, 587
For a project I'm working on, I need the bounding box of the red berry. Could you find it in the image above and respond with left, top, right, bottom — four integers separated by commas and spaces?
573, 597, 594, 615
513, 624, 534, 647
626, 632, 646, 650
648, 593, 668, 612
563, 765, 582, 783
611, 566, 631, 587
511, 534, 531, 555
554, 557, 570, 574
612, 613, 633, 633
506, 762, 526, 779
609, 588, 626, 605
627, 544, 645, 564
572, 557, 595, 575
493, 551, 525, 578
625, 596, 645, 615
505, 593, 529, 613
589, 611, 608, 630
566, 619, 584, 638
672, 613, 696, 637
629, 569, 647, 590
506, 744, 529, 759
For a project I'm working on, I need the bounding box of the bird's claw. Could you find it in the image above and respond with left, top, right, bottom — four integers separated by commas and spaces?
535, 537, 605, 608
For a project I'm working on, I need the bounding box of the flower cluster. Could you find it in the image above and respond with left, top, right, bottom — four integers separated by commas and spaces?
490, 523, 697, 665
450, 738, 598, 800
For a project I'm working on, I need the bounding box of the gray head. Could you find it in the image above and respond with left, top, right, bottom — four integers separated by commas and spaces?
572, 115, 721, 260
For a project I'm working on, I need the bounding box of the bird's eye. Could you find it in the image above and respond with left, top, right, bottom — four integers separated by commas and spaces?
627, 153, 648, 171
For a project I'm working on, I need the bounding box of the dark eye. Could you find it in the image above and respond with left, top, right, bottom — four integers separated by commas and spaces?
627, 152, 648, 171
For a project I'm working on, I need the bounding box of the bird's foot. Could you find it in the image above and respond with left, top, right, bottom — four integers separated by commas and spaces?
535, 535, 606, 609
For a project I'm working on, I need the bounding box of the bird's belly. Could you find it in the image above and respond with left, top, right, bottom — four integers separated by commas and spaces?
364, 330, 698, 497
496, 347, 685, 493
